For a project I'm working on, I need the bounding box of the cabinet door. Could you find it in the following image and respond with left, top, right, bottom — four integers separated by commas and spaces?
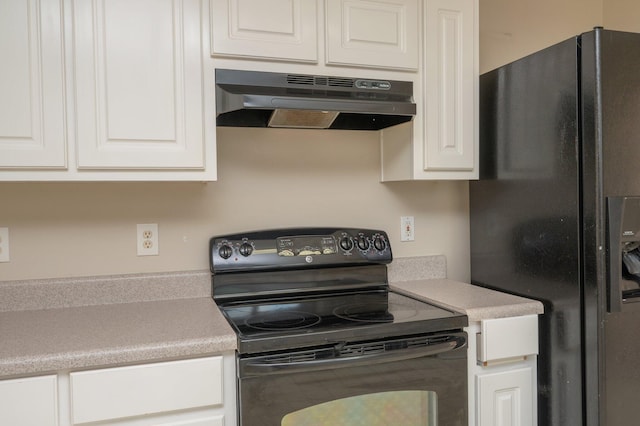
477, 367, 534, 426
73, 0, 206, 169
326, 0, 419, 70
0, 0, 66, 169
211, 0, 318, 62
0, 375, 58, 426
423, 0, 476, 171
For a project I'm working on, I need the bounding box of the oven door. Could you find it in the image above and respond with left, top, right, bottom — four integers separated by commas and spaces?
237, 331, 467, 426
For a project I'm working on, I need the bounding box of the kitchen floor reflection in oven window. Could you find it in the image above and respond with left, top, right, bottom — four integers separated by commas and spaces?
281, 390, 437, 426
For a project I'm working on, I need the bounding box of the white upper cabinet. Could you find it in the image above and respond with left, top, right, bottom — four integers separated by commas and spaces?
423, 0, 475, 172
0, 0, 66, 169
381, 0, 478, 180
0, 0, 216, 181
211, 0, 319, 62
73, 0, 208, 171
210, 0, 418, 71
325, 0, 419, 70
210, 0, 477, 180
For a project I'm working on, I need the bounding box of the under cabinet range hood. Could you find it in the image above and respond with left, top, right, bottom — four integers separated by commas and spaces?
215, 69, 416, 130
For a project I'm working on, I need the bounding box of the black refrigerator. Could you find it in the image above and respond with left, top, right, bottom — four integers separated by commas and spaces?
470, 28, 640, 426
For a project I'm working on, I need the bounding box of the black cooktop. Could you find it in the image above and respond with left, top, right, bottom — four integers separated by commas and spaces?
211, 228, 468, 355
218, 289, 467, 354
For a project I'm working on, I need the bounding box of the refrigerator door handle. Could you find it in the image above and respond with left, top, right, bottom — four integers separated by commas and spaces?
607, 197, 624, 312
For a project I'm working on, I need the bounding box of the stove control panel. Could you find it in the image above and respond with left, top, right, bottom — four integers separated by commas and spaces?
210, 228, 392, 273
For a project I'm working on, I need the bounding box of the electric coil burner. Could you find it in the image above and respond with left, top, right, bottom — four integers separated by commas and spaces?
210, 228, 469, 426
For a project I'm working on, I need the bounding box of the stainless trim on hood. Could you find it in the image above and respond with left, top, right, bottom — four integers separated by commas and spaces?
215, 69, 416, 130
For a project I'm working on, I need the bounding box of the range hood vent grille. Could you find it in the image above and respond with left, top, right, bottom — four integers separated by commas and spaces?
286, 74, 355, 88
216, 69, 416, 130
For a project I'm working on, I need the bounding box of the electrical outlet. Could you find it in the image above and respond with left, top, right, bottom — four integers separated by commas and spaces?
137, 224, 158, 256
0, 227, 9, 262
400, 216, 415, 242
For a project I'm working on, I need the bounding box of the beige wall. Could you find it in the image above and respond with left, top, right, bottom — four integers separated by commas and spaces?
480, 0, 603, 73
480, 0, 640, 74
603, 0, 640, 31
0, 128, 469, 281
3, 0, 638, 283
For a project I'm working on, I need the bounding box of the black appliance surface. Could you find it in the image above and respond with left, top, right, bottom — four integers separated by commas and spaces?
218, 289, 465, 354
470, 28, 640, 426
236, 330, 468, 426
211, 227, 467, 354
211, 227, 468, 426
215, 69, 416, 130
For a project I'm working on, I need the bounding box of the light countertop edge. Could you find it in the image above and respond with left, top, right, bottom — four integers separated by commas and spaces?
0, 263, 544, 379
391, 278, 544, 321
0, 297, 237, 379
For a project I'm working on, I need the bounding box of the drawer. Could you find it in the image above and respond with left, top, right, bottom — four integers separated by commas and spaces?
71, 356, 222, 424
477, 315, 539, 364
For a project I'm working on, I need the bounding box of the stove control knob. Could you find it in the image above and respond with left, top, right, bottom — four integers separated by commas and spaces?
373, 235, 387, 252
356, 236, 370, 251
218, 244, 233, 259
239, 242, 253, 257
339, 236, 354, 251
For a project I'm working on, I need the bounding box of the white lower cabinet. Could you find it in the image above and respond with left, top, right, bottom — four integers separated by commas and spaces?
476, 366, 534, 426
467, 315, 538, 426
0, 354, 235, 426
70, 357, 224, 425
0, 375, 58, 426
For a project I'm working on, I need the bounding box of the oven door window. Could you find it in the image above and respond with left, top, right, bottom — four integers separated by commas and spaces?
281, 390, 437, 426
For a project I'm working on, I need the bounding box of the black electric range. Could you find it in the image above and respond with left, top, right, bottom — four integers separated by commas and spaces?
210, 227, 468, 355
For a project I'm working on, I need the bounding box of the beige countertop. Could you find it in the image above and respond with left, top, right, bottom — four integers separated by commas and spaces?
0, 297, 236, 378
391, 278, 544, 321
0, 258, 543, 379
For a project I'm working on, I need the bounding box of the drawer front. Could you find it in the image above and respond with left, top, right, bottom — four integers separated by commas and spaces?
478, 315, 539, 363
71, 356, 222, 424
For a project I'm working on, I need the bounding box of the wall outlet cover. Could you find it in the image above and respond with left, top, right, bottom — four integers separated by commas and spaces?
400, 216, 415, 242
137, 223, 159, 256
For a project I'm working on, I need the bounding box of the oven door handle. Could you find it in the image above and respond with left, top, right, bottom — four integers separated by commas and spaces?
241, 336, 466, 376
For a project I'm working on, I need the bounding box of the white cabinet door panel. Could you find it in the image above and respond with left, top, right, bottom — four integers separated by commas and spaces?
326, 0, 419, 70
424, 0, 475, 171
477, 367, 534, 426
211, 0, 318, 62
0, 0, 66, 168
73, 0, 205, 169
0, 375, 58, 426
